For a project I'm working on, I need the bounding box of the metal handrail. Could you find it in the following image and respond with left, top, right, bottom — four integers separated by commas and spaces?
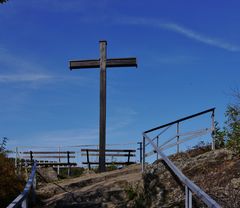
143, 133, 221, 208
143, 108, 216, 157
7, 161, 37, 208
144, 108, 215, 134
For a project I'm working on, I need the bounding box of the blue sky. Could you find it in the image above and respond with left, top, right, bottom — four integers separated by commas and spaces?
0, 1, 240, 152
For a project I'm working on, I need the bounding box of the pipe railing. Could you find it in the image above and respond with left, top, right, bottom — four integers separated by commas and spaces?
142, 133, 221, 208
144, 108, 216, 159
7, 161, 37, 208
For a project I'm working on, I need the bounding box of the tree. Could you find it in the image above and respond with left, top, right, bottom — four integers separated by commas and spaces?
225, 91, 240, 153
214, 121, 226, 149
0, 137, 8, 153
0, 0, 9, 4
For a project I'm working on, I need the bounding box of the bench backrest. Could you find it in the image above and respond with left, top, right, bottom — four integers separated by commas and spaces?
20, 151, 76, 166
81, 149, 136, 169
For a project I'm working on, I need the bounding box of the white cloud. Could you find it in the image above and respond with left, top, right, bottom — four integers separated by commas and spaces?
0, 48, 86, 84
116, 17, 240, 52
0, 73, 86, 83
0, 74, 53, 82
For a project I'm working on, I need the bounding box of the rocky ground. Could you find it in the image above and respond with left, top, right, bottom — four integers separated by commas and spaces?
36, 164, 142, 207
36, 148, 240, 208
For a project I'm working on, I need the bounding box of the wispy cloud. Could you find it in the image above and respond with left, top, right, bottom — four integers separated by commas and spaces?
0, 74, 53, 83
116, 17, 240, 52
0, 48, 85, 84
0, 73, 86, 83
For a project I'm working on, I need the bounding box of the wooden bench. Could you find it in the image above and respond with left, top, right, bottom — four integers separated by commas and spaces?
81, 149, 136, 169
20, 151, 77, 175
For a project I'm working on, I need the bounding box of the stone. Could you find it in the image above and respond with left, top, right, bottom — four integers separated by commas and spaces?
37, 167, 58, 183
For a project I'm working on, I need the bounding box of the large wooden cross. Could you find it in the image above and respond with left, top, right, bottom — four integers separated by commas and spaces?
69, 40, 137, 172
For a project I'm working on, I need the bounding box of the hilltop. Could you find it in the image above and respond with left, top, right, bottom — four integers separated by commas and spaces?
35, 148, 240, 207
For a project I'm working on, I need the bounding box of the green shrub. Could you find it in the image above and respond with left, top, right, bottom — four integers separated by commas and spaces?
225, 92, 240, 154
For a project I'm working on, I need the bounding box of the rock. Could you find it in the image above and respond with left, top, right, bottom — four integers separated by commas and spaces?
37, 167, 58, 183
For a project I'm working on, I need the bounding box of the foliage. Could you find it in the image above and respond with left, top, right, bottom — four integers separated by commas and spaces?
0, 137, 8, 153
58, 167, 85, 179
125, 184, 146, 208
225, 91, 240, 154
214, 122, 226, 149
0, 153, 25, 207
125, 185, 138, 200
0, 0, 8, 4
106, 163, 118, 171
0, 138, 25, 207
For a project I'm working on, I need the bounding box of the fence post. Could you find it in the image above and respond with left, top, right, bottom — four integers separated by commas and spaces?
142, 136, 145, 172
211, 110, 215, 150
86, 149, 91, 170
57, 146, 60, 175
127, 150, 131, 164
67, 151, 70, 176
185, 186, 192, 208
30, 151, 33, 166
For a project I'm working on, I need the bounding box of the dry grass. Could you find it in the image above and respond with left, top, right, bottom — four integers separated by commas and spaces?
0, 153, 25, 208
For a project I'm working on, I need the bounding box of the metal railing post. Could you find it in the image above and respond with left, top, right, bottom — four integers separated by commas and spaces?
137, 142, 143, 164
22, 198, 27, 208
177, 122, 180, 153
32, 172, 37, 204
211, 110, 215, 150
15, 147, 18, 174
185, 186, 192, 208
156, 136, 159, 160
142, 136, 145, 172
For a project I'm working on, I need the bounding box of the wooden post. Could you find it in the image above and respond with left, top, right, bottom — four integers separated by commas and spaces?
67, 151, 70, 176
69, 41, 137, 172
57, 146, 60, 175
86, 149, 91, 170
30, 151, 33, 165
99, 40, 107, 172
127, 150, 131, 164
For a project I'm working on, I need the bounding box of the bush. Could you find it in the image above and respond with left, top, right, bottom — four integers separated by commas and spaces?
225, 91, 240, 154
0, 153, 25, 208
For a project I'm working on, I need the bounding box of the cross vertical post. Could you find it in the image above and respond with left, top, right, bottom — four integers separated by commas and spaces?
99, 41, 107, 172
69, 40, 137, 172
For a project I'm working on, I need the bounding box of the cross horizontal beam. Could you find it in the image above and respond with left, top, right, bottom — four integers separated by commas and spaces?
69, 57, 137, 70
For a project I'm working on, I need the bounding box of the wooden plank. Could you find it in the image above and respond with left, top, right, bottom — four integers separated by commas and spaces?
21, 151, 75, 154
70, 59, 100, 69
22, 156, 75, 159
107, 58, 137, 68
69, 58, 137, 70
81, 153, 135, 157
82, 162, 135, 165
81, 149, 136, 152
27, 162, 77, 166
